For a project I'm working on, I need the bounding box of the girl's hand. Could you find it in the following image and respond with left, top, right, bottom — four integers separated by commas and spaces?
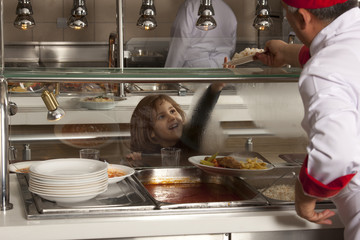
210, 82, 225, 92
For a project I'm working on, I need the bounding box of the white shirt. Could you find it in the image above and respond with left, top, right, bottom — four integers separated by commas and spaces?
164, 0, 237, 68
300, 7, 360, 189
299, 8, 360, 239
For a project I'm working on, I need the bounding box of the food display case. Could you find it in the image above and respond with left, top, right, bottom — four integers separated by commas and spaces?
3, 68, 319, 200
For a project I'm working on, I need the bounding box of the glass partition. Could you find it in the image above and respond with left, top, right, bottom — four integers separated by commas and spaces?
7, 77, 306, 169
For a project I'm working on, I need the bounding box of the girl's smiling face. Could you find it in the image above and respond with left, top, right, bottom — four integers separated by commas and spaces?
151, 99, 184, 147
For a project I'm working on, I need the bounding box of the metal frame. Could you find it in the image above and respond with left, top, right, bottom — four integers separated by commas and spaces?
0, 0, 12, 211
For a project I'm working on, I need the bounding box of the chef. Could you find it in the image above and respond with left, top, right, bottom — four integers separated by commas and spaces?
255, 0, 360, 239
164, 0, 237, 68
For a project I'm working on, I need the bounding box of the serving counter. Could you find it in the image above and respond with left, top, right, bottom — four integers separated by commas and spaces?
1, 172, 345, 240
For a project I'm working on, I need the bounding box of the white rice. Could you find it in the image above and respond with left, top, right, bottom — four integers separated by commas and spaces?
260, 184, 295, 201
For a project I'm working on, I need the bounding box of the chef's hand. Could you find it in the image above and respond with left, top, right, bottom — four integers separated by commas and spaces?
254, 40, 304, 68
254, 40, 288, 67
295, 179, 335, 225
223, 57, 236, 68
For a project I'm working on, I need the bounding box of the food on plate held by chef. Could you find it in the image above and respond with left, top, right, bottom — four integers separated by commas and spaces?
200, 155, 268, 170
231, 48, 265, 60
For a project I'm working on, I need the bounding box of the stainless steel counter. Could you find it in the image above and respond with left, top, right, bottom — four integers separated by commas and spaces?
16, 164, 335, 220
1, 170, 345, 240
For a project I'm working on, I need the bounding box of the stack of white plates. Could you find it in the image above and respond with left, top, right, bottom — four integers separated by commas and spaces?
28, 158, 108, 204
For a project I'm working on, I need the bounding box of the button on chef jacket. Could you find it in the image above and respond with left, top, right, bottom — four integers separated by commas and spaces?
165, 0, 237, 68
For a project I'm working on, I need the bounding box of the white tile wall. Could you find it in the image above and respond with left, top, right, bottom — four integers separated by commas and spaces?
3, 0, 283, 45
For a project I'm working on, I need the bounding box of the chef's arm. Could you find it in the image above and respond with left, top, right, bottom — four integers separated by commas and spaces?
255, 40, 307, 68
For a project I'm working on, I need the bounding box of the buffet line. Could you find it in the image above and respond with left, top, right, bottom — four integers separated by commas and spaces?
12, 152, 335, 220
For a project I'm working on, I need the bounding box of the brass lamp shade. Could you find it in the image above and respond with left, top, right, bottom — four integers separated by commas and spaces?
41, 90, 65, 121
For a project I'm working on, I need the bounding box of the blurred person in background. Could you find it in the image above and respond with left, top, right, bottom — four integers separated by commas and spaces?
165, 0, 237, 68
255, 0, 360, 239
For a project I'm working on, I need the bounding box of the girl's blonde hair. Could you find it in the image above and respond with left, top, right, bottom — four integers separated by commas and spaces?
129, 94, 186, 153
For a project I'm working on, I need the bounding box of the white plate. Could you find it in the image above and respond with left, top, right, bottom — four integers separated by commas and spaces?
9, 161, 41, 173
29, 168, 107, 181
29, 178, 108, 189
188, 155, 274, 176
80, 100, 117, 110
107, 164, 135, 184
35, 189, 107, 204
29, 183, 108, 195
224, 55, 255, 66
30, 158, 107, 178
29, 172, 107, 184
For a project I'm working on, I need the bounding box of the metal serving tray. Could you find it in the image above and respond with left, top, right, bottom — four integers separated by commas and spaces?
135, 167, 268, 210
17, 173, 156, 219
241, 166, 334, 207
242, 170, 298, 205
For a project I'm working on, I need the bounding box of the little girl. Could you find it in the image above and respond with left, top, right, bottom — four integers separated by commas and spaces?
126, 83, 224, 163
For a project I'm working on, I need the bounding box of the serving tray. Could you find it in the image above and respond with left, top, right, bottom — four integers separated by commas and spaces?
17, 173, 155, 219
135, 167, 268, 210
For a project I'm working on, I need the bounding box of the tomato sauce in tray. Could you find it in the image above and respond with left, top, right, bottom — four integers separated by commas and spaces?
143, 183, 244, 204
136, 168, 266, 208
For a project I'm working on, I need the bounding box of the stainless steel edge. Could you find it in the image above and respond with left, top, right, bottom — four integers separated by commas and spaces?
5, 76, 299, 83
0, 77, 12, 210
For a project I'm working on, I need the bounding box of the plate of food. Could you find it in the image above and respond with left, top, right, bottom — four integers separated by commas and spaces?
80, 96, 117, 110
9, 161, 42, 173
188, 153, 274, 176
107, 164, 135, 184
224, 48, 265, 66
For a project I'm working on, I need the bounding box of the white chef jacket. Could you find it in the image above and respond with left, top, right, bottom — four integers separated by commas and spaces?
164, 0, 237, 68
298, 7, 360, 240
